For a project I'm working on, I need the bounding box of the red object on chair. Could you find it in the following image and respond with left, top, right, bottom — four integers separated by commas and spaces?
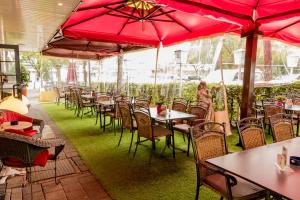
3, 150, 50, 167
4, 128, 37, 137
1, 111, 36, 136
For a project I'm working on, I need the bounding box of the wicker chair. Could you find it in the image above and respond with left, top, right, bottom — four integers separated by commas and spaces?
133, 109, 173, 162
269, 113, 294, 142
103, 97, 129, 134
54, 87, 65, 106
134, 97, 151, 110
190, 122, 266, 200
237, 117, 266, 150
94, 95, 111, 126
173, 105, 207, 156
118, 103, 137, 153
77, 91, 95, 118
172, 98, 188, 124
0, 131, 65, 197
263, 105, 283, 134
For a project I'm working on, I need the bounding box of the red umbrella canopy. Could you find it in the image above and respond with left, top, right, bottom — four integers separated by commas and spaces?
67, 63, 78, 85
155, 0, 300, 46
42, 46, 112, 60
61, 0, 239, 47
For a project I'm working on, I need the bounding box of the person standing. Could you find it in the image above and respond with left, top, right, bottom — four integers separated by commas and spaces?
196, 81, 214, 121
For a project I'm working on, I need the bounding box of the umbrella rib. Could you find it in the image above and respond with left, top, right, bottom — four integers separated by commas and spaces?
107, 13, 138, 21
144, 6, 163, 20
271, 19, 300, 35
103, 5, 140, 21
147, 10, 176, 19
160, 9, 192, 32
257, 8, 300, 22
117, 8, 137, 35
150, 21, 162, 42
77, 0, 127, 11
171, 0, 253, 22
63, 4, 126, 30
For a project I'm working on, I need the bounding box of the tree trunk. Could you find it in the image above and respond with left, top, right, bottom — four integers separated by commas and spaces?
116, 54, 124, 94
83, 61, 88, 86
55, 64, 61, 86
264, 40, 272, 81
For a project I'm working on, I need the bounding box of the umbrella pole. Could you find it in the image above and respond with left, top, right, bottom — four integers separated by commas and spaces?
240, 34, 258, 119
88, 60, 91, 89
154, 46, 160, 98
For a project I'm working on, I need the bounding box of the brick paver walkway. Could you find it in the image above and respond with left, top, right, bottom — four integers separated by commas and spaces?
2, 95, 112, 200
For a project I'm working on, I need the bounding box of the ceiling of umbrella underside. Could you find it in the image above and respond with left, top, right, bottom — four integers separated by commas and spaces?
41, 46, 111, 60
0, 0, 80, 51
155, 0, 300, 45
61, 0, 240, 47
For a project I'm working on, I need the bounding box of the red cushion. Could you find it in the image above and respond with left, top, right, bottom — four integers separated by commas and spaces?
4, 128, 37, 137
3, 150, 50, 167
1, 111, 33, 123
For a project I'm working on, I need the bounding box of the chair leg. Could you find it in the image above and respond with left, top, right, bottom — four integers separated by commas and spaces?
95, 112, 98, 125
195, 178, 200, 200
172, 134, 175, 158
54, 159, 58, 184
133, 136, 140, 158
118, 128, 124, 146
128, 131, 134, 153
113, 119, 116, 135
187, 133, 191, 157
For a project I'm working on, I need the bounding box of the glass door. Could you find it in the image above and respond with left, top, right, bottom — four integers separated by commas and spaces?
0, 44, 20, 99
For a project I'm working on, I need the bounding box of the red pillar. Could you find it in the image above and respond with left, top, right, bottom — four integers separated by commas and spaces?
240, 34, 258, 119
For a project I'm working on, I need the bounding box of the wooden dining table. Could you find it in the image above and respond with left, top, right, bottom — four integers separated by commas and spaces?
206, 137, 300, 200
149, 107, 196, 158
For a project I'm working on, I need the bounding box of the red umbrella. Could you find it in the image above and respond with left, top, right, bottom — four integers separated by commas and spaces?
42, 46, 112, 60
67, 63, 78, 85
155, 0, 300, 46
61, 0, 239, 47
154, 0, 300, 118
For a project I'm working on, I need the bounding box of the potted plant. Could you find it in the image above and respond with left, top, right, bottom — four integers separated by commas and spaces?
20, 64, 30, 96
156, 97, 166, 114
211, 83, 232, 136
275, 95, 286, 107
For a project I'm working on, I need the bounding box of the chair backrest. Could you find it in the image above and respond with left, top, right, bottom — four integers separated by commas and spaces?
135, 98, 151, 109
172, 99, 188, 112
264, 105, 283, 121
190, 122, 227, 181
134, 109, 152, 139
119, 103, 134, 130
294, 98, 300, 105
97, 95, 110, 102
188, 105, 208, 120
270, 113, 294, 142
237, 117, 266, 150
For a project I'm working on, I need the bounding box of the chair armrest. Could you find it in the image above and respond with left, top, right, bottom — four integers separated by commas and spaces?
32, 118, 45, 133
45, 139, 65, 160
189, 118, 206, 126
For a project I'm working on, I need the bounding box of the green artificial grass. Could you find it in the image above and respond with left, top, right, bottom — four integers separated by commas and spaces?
42, 103, 274, 200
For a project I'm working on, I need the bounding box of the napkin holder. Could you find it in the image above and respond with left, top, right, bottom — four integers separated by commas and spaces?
290, 156, 300, 166
10, 121, 18, 125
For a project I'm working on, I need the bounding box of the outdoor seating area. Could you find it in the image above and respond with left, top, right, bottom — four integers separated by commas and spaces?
1, 0, 300, 200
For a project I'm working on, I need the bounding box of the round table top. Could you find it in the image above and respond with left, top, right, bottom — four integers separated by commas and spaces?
2, 121, 32, 130
285, 104, 300, 112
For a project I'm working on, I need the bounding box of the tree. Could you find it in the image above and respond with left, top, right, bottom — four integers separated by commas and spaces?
21, 52, 68, 87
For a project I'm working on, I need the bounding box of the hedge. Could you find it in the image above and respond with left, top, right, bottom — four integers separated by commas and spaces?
97, 81, 300, 125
